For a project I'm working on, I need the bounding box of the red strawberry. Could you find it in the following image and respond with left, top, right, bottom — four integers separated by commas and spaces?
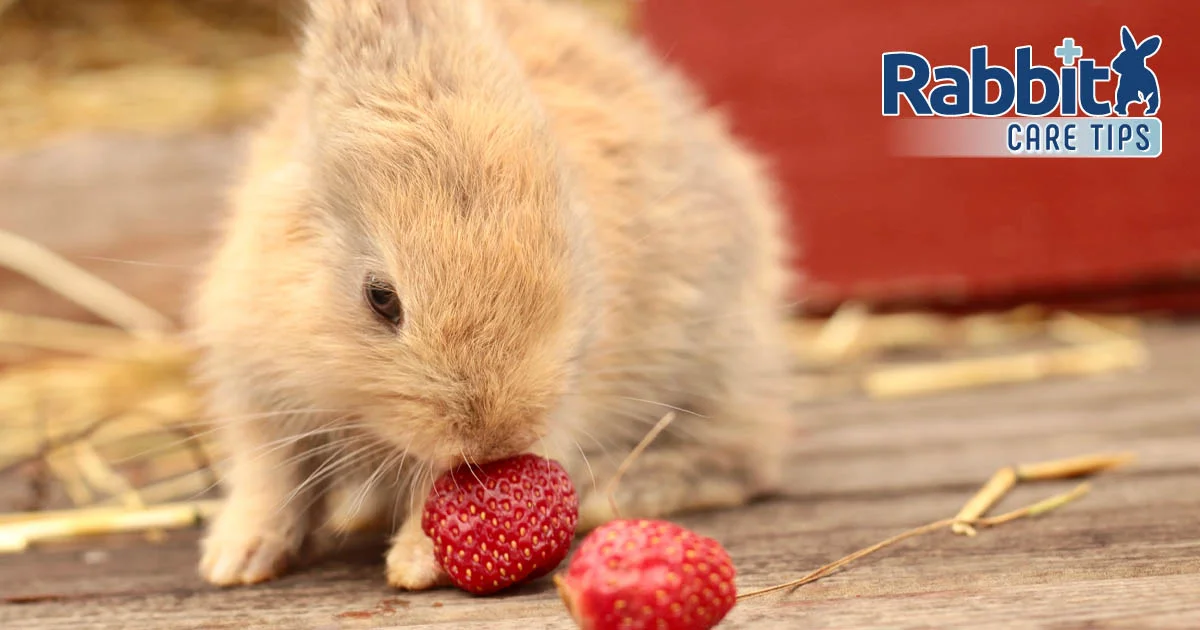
555, 519, 737, 630
421, 453, 579, 595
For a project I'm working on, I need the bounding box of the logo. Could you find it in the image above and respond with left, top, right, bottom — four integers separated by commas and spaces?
882, 26, 1162, 158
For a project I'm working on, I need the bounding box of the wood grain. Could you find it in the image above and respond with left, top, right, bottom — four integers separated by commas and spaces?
1, 323, 1198, 629
0, 131, 243, 325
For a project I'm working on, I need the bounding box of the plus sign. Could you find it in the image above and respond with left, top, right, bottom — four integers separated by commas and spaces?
1055, 37, 1083, 66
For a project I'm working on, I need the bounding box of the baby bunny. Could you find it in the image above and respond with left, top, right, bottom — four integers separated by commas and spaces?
190, 0, 796, 590
1111, 25, 1161, 116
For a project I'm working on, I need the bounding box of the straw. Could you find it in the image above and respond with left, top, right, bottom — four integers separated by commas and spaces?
0, 229, 174, 336
737, 483, 1093, 601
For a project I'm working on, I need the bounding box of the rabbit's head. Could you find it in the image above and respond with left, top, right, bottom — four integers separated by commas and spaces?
231, 0, 601, 472
1112, 26, 1161, 75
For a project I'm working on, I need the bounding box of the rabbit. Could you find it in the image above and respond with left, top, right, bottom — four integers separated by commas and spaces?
1111, 25, 1161, 116
190, 0, 797, 590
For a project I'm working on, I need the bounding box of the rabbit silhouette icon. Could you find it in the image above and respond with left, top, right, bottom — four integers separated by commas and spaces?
1111, 25, 1162, 116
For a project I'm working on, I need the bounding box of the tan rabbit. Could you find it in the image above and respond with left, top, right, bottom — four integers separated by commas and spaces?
190, 0, 797, 590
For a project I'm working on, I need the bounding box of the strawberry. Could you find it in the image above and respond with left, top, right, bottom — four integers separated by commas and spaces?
421, 453, 579, 595
555, 519, 737, 630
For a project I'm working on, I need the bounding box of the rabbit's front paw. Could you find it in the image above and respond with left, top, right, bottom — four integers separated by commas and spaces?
199, 504, 308, 586
386, 515, 450, 591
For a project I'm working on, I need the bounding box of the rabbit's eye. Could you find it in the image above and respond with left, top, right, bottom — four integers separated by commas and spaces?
363, 274, 403, 328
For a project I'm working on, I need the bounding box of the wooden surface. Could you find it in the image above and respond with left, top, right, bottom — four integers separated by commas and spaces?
1, 322, 1198, 629
0, 131, 240, 325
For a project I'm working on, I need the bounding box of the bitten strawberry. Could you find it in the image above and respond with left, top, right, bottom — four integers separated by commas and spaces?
555, 519, 737, 630
421, 453, 579, 595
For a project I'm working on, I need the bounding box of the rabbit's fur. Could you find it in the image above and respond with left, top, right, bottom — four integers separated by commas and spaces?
1112, 25, 1162, 116
191, 0, 796, 589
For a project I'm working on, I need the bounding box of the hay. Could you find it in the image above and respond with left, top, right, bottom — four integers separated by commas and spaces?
788, 303, 1148, 401
0, 222, 212, 548
0, 0, 631, 150
736, 450, 1136, 600
736, 478, 1101, 601
949, 452, 1135, 536
0, 0, 298, 150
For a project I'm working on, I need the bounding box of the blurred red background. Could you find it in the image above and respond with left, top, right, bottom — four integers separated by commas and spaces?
638, 1, 1200, 315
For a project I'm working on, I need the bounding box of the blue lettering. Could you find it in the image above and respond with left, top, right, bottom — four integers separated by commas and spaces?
1009, 123, 1079, 153
1091, 123, 1104, 151
882, 52, 932, 115
1136, 123, 1151, 150
884, 45, 1136, 126
1044, 123, 1061, 151
1078, 60, 1112, 116
1059, 66, 1078, 116
929, 66, 970, 115
971, 46, 1015, 116
1007, 123, 1022, 152
1025, 123, 1042, 151
1117, 123, 1133, 150
1015, 46, 1060, 116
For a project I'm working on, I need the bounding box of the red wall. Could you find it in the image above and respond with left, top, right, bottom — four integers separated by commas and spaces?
638, 1, 1200, 314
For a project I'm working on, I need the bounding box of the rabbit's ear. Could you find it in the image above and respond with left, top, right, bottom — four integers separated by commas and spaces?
1121, 25, 1137, 51
1138, 35, 1162, 57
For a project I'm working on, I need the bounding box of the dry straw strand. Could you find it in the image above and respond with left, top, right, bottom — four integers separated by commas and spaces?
0, 500, 220, 553
949, 452, 1136, 536
809, 301, 870, 362
951, 465, 1018, 536
1016, 452, 1136, 481
863, 338, 1147, 399
0, 228, 174, 336
737, 483, 1092, 601
71, 441, 146, 511
0, 310, 160, 357
740, 450, 1133, 600
604, 411, 677, 520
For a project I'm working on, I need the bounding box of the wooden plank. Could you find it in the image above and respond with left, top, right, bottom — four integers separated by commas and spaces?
0, 131, 242, 325
1, 470, 1197, 628
2, 323, 1198, 628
